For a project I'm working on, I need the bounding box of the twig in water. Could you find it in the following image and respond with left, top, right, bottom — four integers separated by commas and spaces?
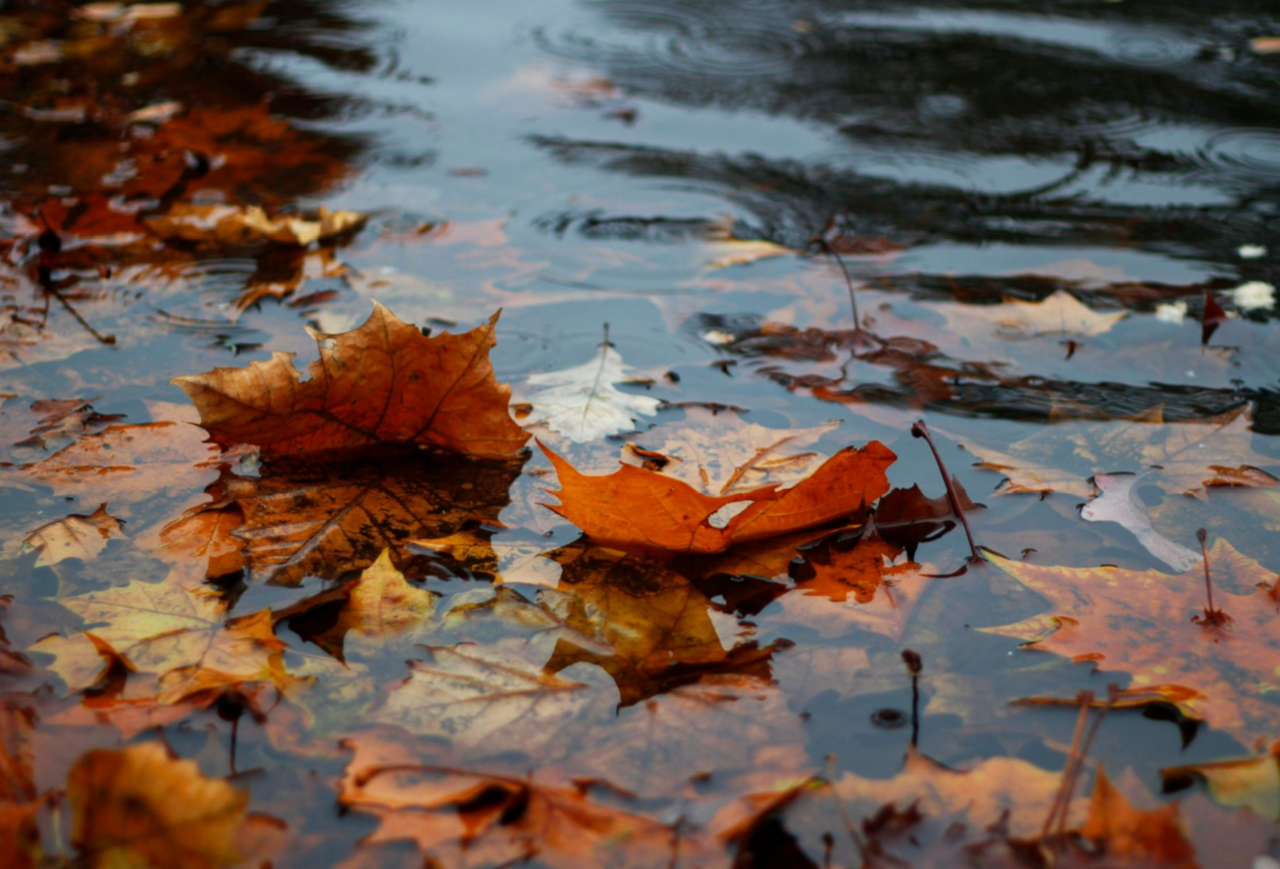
910, 420, 981, 563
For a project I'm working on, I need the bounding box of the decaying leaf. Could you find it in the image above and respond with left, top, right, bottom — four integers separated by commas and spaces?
521, 344, 660, 442
621, 407, 839, 495
984, 540, 1280, 741
540, 439, 895, 553
68, 742, 248, 869
175, 303, 529, 460
146, 203, 366, 246
0, 701, 40, 869
22, 503, 125, 565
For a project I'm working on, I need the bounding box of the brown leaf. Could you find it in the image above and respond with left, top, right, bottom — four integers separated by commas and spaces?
22, 504, 124, 565
1162, 741, 1280, 822
68, 742, 248, 869
309, 549, 438, 660
985, 540, 1280, 742
540, 439, 895, 554
1081, 767, 1198, 868
338, 736, 689, 869
146, 204, 366, 246
175, 304, 529, 460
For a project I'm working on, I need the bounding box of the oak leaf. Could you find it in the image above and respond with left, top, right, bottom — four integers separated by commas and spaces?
521, 344, 660, 442
68, 742, 248, 869
175, 303, 529, 459
984, 540, 1280, 741
540, 439, 895, 553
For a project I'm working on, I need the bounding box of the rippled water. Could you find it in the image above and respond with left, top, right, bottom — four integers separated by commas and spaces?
4, 0, 1280, 865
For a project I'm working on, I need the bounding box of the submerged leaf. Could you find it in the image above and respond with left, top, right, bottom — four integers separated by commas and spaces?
521, 344, 660, 442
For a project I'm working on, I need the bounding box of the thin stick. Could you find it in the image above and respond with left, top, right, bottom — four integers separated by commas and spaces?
902, 649, 922, 749
49, 289, 115, 345
911, 420, 981, 562
1039, 689, 1093, 843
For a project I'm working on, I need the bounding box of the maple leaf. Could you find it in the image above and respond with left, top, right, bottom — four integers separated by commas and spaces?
9, 421, 222, 508
308, 549, 438, 660
68, 743, 248, 869
31, 576, 291, 703
781, 531, 930, 641
20, 504, 124, 566
942, 289, 1126, 338
146, 204, 366, 246
1080, 767, 1198, 868
373, 640, 807, 802
984, 540, 1280, 742
1162, 741, 1280, 822
521, 343, 660, 442
175, 303, 529, 460
540, 439, 895, 554
962, 404, 1278, 499
210, 451, 521, 584
620, 407, 839, 495
338, 736, 687, 869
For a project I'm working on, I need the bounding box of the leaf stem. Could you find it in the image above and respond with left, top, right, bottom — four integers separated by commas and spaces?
901, 649, 922, 749
910, 420, 981, 563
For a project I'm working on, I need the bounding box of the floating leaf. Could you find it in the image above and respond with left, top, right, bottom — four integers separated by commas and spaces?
521, 344, 660, 442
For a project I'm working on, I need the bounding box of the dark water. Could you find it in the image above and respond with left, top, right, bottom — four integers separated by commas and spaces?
3, 0, 1280, 866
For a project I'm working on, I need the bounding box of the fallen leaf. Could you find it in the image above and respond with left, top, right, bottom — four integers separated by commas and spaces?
1081, 767, 1198, 868
338, 736, 687, 869
963, 404, 1278, 499
704, 238, 798, 270
146, 204, 366, 246
31, 577, 291, 703
309, 549, 438, 660
175, 304, 529, 460
0, 700, 39, 869
1162, 741, 1280, 822
782, 531, 930, 640
942, 289, 1126, 338
68, 742, 248, 869
521, 343, 660, 442
21, 504, 124, 565
1081, 473, 1199, 571
984, 540, 1280, 741
540, 439, 895, 553
620, 407, 839, 495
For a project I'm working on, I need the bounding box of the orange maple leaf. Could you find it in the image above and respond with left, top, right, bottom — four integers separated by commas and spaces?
539, 439, 896, 554
174, 304, 529, 460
